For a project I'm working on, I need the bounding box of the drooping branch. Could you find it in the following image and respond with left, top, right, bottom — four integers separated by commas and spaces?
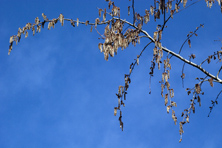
114, 41, 153, 131
8, 14, 116, 55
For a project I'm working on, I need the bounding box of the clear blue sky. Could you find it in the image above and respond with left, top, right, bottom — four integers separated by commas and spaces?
0, 0, 222, 148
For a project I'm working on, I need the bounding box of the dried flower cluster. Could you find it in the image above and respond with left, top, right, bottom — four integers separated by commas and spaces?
98, 20, 142, 61
205, 0, 222, 9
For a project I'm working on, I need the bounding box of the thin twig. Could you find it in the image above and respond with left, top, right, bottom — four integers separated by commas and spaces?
217, 66, 222, 79
208, 90, 222, 117
176, 0, 202, 14
132, 0, 135, 26
94, 26, 105, 39
170, 24, 203, 59
161, 0, 182, 31
129, 41, 153, 77
114, 41, 153, 131
199, 51, 222, 67
179, 24, 203, 55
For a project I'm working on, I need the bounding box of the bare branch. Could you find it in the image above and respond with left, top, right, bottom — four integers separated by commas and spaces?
177, 24, 204, 56
199, 51, 222, 67
115, 41, 152, 131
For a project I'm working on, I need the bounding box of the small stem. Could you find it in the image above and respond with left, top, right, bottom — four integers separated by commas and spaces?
132, 0, 135, 26
217, 66, 222, 79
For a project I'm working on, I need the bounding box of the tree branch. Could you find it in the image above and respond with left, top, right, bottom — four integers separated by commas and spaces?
177, 24, 204, 56
114, 17, 222, 84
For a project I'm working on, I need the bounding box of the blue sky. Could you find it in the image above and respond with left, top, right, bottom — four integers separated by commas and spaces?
0, 0, 222, 147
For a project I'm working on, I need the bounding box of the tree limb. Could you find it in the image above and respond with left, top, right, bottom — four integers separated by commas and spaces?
114, 17, 222, 84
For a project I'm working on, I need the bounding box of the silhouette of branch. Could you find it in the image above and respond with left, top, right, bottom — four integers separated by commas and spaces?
214, 38, 222, 43
208, 90, 222, 117
132, 0, 135, 25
